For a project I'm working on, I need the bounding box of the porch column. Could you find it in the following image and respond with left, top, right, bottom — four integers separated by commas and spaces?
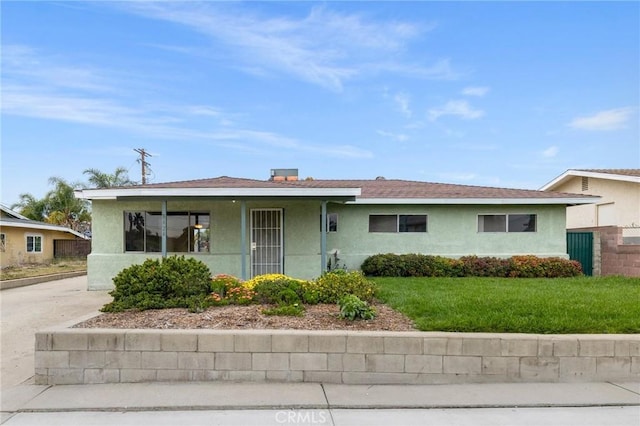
321, 200, 327, 275
240, 200, 247, 280
161, 200, 167, 258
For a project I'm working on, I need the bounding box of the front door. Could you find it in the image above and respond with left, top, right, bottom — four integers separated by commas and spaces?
250, 209, 283, 277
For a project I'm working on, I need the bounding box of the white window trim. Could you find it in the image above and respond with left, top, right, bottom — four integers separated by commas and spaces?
321, 213, 339, 233
25, 234, 43, 253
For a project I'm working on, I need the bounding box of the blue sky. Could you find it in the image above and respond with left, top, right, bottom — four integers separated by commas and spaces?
2, 1, 638, 205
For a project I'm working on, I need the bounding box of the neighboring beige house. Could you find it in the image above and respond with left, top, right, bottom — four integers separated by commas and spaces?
540, 169, 640, 242
0, 204, 88, 269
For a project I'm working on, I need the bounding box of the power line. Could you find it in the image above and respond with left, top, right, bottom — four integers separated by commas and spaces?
134, 148, 152, 185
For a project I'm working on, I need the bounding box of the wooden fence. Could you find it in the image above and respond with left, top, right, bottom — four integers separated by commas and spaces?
53, 239, 91, 259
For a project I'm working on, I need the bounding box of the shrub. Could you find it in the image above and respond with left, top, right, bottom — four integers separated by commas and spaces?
460, 256, 510, 277
251, 274, 308, 305
102, 256, 212, 312
262, 304, 305, 317
225, 286, 256, 305
314, 270, 377, 303
210, 274, 243, 297
361, 253, 405, 277
338, 295, 376, 320
361, 253, 583, 278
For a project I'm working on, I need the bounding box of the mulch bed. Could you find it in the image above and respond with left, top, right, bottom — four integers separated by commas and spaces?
73, 302, 416, 331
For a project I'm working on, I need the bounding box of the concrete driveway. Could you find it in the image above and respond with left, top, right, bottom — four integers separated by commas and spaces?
0, 276, 110, 388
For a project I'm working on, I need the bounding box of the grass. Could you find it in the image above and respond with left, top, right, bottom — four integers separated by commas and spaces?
0, 259, 87, 281
374, 276, 640, 334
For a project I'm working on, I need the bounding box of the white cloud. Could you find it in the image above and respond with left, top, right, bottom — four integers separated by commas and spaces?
461, 86, 490, 97
428, 100, 484, 121
376, 130, 409, 142
568, 107, 634, 131
2, 44, 372, 159
394, 92, 412, 118
116, 3, 453, 91
542, 146, 559, 158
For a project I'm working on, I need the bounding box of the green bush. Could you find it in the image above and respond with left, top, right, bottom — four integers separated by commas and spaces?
460, 256, 510, 277
313, 270, 377, 303
262, 304, 305, 317
252, 276, 305, 305
338, 295, 376, 320
361, 253, 582, 278
102, 256, 212, 312
210, 274, 243, 298
360, 253, 405, 277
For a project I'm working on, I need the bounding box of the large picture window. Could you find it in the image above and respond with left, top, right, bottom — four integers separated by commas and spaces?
478, 214, 536, 233
124, 211, 210, 252
369, 215, 427, 233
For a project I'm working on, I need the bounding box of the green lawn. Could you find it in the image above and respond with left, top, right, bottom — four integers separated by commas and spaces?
374, 276, 640, 334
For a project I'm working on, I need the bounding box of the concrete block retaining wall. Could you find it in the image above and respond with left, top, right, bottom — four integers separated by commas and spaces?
35, 328, 640, 385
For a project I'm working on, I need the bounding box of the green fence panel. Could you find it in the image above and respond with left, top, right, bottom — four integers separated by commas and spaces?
567, 232, 593, 276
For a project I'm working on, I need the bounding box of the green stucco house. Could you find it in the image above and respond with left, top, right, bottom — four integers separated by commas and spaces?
76, 170, 597, 290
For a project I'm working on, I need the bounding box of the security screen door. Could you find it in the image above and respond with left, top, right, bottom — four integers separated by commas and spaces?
250, 209, 283, 277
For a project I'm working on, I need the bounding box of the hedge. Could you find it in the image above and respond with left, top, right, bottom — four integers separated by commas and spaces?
361, 254, 582, 278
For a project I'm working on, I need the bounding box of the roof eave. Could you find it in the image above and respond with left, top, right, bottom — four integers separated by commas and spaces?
540, 170, 640, 190
348, 197, 600, 205
76, 187, 362, 200
0, 220, 88, 239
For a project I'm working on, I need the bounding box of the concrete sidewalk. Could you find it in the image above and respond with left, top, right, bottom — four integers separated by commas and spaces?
2, 381, 638, 415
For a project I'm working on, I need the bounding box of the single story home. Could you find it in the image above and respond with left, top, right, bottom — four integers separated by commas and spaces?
0, 204, 89, 269
76, 169, 597, 290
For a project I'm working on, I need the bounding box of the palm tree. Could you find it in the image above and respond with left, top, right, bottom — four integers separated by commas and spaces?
11, 177, 90, 231
44, 177, 91, 231
11, 193, 47, 221
83, 167, 136, 188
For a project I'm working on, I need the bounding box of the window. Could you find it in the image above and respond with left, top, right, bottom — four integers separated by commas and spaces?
399, 215, 427, 232
124, 211, 210, 252
508, 214, 537, 232
26, 235, 43, 253
319, 213, 338, 232
478, 214, 536, 233
369, 215, 427, 233
0, 233, 5, 252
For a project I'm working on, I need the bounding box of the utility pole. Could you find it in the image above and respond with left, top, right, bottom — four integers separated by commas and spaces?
134, 148, 152, 184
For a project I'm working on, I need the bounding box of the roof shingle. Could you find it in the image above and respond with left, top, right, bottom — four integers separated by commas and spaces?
136, 176, 593, 200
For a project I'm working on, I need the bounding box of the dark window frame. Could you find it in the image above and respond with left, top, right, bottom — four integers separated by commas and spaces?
369, 214, 428, 233
124, 211, 210, 253
477, 214, 537, 233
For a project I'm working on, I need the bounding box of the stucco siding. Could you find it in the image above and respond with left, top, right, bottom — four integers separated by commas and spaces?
0, 227, 80, 268
326, 204, 567, 270
88, 199, 325, 289
87, 200, 568, 290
